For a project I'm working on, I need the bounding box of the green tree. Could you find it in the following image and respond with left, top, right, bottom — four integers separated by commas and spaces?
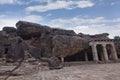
114, 36, 120, 58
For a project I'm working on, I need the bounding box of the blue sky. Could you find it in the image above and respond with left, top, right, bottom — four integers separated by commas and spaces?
0, 0, 120, 38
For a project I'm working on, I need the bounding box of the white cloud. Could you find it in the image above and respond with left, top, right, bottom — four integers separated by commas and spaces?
22, 15, 43, 22
0, 15, 44, 30
25, 0, 94, 13
111, 2, 115, 5
0, 15, 6, 18
46, 13, 52, 17
0, 15, 120, 38
0, 0, 30, 5
0, 18, 18, 30
31, 0, 52, 3
47, 16, 120, 38
66, 24, 120, 38
49, 16, 108, 27
0, 0, 15, 4
85, 17, 107, 23
113, 18, 120, 22
77, 0, 94, 8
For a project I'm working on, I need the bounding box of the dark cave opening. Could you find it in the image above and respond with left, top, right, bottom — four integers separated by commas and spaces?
96, 45, 103, 61
5, 48, 8, 54
118, 54, 120, 58
64, 46, 94, 62
87, 46, 93, 61
64, 51, 86, 62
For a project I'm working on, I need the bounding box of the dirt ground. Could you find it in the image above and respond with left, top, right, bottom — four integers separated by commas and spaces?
0, 62, 120, 80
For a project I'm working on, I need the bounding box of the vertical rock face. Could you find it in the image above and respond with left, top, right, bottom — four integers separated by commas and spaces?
0, 27, 25, 61
0, 21, 111, 61
16, 21, 53, 57
15, 21, 89, 59
78, 33, 110, 41
51, 28, 76, 36
16, 21, 51, 40
0, 21, 115, 69
52, 35, 89, 57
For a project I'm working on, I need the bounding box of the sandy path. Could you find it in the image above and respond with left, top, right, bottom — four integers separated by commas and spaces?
0, 63, 120, 80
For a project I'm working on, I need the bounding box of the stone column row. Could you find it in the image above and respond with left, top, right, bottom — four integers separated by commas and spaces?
102, 44, 109, 61
111, 44, 118, 60
60, 42, 118, 63
91, 44, 109, 62
90, 43, 118, 62
91, 44, 99, 61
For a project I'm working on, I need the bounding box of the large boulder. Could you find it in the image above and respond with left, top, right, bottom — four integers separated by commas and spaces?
15, 21, 89, 58
2, 27, 17, 38
16, 21, 78, 58
16, 21, 51, 39
27, 45, 42, 59
3, 27, 17, 33
40, 57, 63, 69
52, 35, 89, 58
52, 28, 76, 36
78, 33, 109, 41
0, 31, 10, 45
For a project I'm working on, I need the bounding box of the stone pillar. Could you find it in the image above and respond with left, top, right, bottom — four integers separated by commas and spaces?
91, 44, 99, 61
100, 52, 104, 61
61, 57, 64, 63
111, 43, 118, 60
85, 52, 88, 61
102, 44, 109, 62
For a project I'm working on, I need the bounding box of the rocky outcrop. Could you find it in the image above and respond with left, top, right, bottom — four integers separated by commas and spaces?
51, 28, 76, 36
0, 21, 112, 60
16, 21, 51, 40
0, 33, 24, 62
0, 20, 114, 69
52, 35, 89, 58
3, 27, 17, 33
78, 33, 109, 41
15, 21, 90, 58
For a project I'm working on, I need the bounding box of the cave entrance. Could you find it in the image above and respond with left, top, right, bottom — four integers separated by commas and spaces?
64, 50, 86, 62
118, 54, 120, 58
87, 46, 93, 61
5, 48, 8, 54
4, 45, 15, 62
96, 44, 103, 61
0, 50, 3, 58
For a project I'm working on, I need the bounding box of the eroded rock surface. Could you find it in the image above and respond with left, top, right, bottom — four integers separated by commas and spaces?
0, 21, 113, 69
15, 21, 89, 59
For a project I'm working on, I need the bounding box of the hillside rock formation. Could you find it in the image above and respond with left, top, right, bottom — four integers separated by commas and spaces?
78, 33, 109, 41
0, 21, 112, 67
15, 21, 89, 59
